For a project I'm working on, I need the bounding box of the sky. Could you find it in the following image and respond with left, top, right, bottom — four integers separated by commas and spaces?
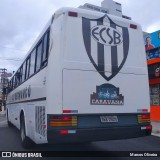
0, 0, 160, 74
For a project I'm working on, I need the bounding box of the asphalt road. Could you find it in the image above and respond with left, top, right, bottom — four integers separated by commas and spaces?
0, 124, 160, 160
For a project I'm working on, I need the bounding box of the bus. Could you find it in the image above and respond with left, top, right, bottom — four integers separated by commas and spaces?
6, 6, 151, 149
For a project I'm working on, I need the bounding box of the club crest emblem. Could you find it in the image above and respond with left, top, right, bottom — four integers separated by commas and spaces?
82, 14, 129, 81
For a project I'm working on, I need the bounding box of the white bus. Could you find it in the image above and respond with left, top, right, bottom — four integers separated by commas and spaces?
6, 6, 151, 149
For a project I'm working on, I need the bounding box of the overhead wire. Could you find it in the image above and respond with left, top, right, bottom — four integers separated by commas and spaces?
0, 45, 25, 61
0, 58, 22, 61
0, 44, 27, 52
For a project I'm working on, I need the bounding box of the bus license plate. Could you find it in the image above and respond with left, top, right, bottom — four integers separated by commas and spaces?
100, 116, 118, 123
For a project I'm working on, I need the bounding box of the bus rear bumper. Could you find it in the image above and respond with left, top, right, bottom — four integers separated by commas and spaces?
47, 126, 152, 143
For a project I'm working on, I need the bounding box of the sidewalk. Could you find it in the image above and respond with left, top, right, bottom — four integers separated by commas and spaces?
0, 110, 6, 117
0, 111, 7, 127
151, 121, 160, 137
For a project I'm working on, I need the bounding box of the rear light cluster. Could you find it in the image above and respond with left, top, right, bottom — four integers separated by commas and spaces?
68, 11, 78, 17
63, 110, 78, 114
50, 116, 77, 127
146, 125, 152, 130
141, 125, 152, 131
130, 24, 137, 29
138, 114, 150, 123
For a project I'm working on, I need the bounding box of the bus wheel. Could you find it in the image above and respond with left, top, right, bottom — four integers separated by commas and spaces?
8, 121, 13, 127
20, 114, 34, 149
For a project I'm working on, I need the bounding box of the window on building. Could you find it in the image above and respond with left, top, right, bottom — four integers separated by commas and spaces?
148, 63, 160, 79
150, 84, 160, 106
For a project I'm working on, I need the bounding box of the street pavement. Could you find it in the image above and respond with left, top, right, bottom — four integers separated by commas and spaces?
0, 126, 160, 160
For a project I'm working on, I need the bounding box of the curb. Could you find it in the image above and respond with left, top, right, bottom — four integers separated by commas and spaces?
152, 133, 160, 137
0, 114, 6, 118
0, 120, 8, 127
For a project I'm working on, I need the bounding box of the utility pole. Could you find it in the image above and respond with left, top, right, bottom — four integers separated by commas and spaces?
0, 68, 7, 111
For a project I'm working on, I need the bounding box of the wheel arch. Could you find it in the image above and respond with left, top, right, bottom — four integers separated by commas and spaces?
20, 110, 24, 120
20, 109, 28, 136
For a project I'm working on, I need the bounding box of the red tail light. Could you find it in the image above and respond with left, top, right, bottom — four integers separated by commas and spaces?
142, 109, 148, 112
141, 115, 150, 119
146, 125, 152, 130
138, 114, 150, 123
68, 12, 78, 17
50, 116, 77, 127
60, 130, 68, 135
62, 116, 72, 121
130, 24, 137, 29
63, 110, 71, 113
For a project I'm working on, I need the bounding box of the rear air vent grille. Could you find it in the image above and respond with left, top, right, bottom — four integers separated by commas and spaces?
35, 106, 46, 137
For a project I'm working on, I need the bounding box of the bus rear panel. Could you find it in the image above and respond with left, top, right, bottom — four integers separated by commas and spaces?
46, 8, 151, 143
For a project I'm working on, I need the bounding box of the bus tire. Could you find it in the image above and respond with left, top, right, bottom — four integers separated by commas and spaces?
8, 121, 13, 127
20, 114, 34, 149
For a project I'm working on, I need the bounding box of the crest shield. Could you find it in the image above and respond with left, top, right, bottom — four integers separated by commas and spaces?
82, 15, 129, 81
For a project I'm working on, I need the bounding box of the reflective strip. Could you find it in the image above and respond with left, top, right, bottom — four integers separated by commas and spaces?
68, 130, 76, 134
141, 126, 152, 130
141, 127, 146, 130
63, 110, 78, 114
137, 109, 148, 112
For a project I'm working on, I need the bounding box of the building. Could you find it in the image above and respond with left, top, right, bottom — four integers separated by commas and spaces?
0, 69, 9, 111
144, 30, 160, 124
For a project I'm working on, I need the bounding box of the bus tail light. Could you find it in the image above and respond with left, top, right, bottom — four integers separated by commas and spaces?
130, 24, 137, 29
138, 114, 150, 123
141, 125, 152, 131
63, 110, 78, 114
60, 130, 68, 134
146, 125, 152, 130
137, 109, 148, 113
50, 116, 77, 127
68, 12, 78, 17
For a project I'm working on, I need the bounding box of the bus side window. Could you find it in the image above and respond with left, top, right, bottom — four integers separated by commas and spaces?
11, 78, 14, 90
15, 73, 18, 87
42, 31, 49, 67
8, 81, 11, 92
16, 69, 21, 85
12, 76, 15, 89
22, 63, 26, 82
35, 41, 42, 72
25, 56, 30, 80
14, 75, 17, 88
30, 49, 36, 77
20, 66, 23, 83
